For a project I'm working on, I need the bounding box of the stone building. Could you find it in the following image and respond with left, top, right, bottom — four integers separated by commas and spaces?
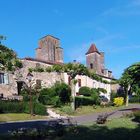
86, 43, 112, 78
0, 35, 118, 100
36, 35, 63, 63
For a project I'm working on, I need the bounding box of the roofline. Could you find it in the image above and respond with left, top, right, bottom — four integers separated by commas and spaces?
85, 51, 100, 55
39, 35, 60, 40
22, 57, 63, 65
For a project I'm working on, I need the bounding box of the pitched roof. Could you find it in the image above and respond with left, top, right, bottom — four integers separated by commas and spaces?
86, 44, 100, 55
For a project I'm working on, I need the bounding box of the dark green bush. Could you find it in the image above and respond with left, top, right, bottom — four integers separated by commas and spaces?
50, 96, 61, 107
38, 95, 52, 105
110, 92, 118, 102
97, 88, 107, 93
129, 96, 140, 103
79, 86, 91, 96
38, 83, 71, 106
33, 102, 47, 115
75, 96, 95, 107
54, 82, 71, 103
0, 101, 25, 113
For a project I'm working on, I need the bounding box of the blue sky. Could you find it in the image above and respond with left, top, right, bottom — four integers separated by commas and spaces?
0, 0, 140, 79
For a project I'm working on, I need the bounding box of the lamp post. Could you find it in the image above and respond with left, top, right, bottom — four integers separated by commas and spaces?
26, 72, 33, 116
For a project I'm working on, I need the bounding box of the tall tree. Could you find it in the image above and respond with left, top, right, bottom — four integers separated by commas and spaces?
119, 62, 140, 106
0, 39, 22, 71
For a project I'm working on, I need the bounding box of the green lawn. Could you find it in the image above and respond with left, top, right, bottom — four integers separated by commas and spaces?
1, 117, 139, 140
54, 105, 128, 116
0, 113, 48, 122
57, 117, 140, 140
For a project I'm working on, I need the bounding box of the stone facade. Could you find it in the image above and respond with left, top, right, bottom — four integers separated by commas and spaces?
36, 35, 63, 63
0, 35, 119, 100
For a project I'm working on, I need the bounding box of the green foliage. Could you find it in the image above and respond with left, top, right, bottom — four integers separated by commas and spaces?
54, 82, 71, 103
113, 97, 124, 106
79, 86, 91, 96
75, 96, 96, 107
129, 96, 140, 103
0, 101, 25, 113
33, 102, 47, 115
97, 88, 107, 93
38, 83, 71, 106
29, 62, 113, 84
78, 87, 100, 106
119, 62, 140, 106
110, 92, 118, 102
0, 44, 22, 71
60, 106, 74, 115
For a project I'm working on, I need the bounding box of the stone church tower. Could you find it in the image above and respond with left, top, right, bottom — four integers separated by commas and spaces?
36, 35, 63, 63
86, 44, 105, 75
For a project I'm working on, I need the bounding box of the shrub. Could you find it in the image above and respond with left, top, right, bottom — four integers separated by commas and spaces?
38, 83, 71, 106
38, 95, 52, 105
113, 97, 124, 106
97, 88, 107, 93
33, 102, 47, 115
54, 82, 71, 103
75, 96, 95, 107
0, 101, 25, 113
79, 86, 91, 96
110, 92, 118, 102
50, 96, 62, 107
60, 106, 74, 115
129, 96, 140, 103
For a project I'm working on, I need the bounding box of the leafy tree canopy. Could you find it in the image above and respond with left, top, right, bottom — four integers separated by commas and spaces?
0, 38, 22, 71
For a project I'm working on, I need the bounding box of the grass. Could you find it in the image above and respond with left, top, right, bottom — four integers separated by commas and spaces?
0, 113, 48, 122
53, 104, 128, 116
57, 117, 139, 140
0, 116, 139, 139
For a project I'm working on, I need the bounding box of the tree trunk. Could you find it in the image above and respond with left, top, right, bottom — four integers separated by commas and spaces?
71, 80, 75, 111
125, 91, 129, 107
126, 85, 131, 107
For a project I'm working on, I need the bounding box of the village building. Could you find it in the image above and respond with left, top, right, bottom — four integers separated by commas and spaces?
0, 35, 118, 100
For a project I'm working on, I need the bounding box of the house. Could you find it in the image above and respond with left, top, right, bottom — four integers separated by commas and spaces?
0, 35, 118, 100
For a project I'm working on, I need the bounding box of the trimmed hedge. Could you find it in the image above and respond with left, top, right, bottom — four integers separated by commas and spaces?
129, 96, 140, 103
0, 101, 25, 113
75, 96, 95, 107
79, 87, 91, 96
0, 101, 47, 115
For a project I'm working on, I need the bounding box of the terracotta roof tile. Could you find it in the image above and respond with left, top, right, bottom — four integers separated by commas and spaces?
86, 44, 100, 55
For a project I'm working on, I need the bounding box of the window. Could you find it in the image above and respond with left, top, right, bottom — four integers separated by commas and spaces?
90, 63, 93, 69
78, 79, 81, 87
0, 73, 4, 84
0, 73, 9, 84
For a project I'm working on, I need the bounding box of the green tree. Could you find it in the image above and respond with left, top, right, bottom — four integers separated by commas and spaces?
119, 62, 140, 106
0, 40, 22, 71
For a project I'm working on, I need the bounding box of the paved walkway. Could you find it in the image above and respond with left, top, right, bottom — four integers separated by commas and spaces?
73, 104, 140, 124
0, 104, 140, 134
